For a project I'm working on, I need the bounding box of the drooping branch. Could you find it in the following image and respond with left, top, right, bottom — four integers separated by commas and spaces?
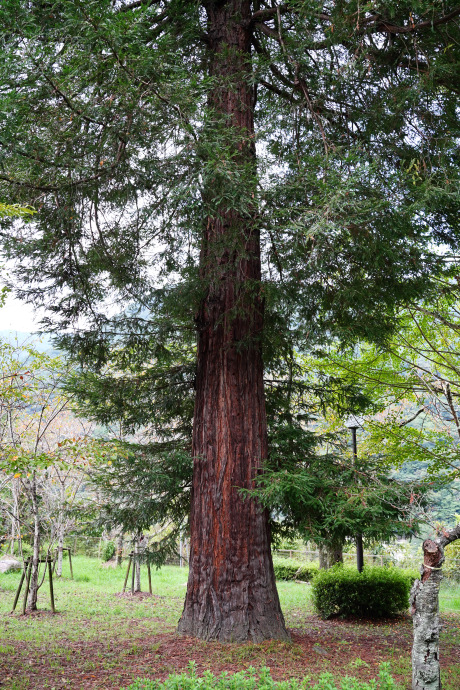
118, 0, 165, 13
363, 7, 460, 35
251, 5, 288, 22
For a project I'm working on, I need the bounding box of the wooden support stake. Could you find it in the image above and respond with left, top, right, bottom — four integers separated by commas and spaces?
11, 559, 28, 613
47, 557, 55, 613
122, 555, 132, 593
22, 558, 33, 615
68, 548, 74, 579
147, 561, 152, 595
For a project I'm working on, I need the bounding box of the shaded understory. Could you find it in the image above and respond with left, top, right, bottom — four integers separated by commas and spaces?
0, 557, 459, 689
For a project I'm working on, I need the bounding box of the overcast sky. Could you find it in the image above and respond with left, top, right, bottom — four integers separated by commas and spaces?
1, 292, 42, 332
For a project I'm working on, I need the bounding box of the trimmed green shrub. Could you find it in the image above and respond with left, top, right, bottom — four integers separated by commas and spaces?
272, 557, 319, 582
123, 662, 399, 689
102, 541, 116, 562
311, 565, 413, 619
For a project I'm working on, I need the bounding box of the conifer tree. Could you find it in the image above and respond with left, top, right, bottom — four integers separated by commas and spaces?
0, 0, 459, 641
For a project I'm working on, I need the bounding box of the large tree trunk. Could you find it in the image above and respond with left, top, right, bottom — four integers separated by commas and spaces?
178, 0, 288, 643
318, 541, 344, 570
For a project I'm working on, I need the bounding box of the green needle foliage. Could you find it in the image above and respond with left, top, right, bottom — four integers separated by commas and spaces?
252, 419, 428, 549
0, 1, 458, 359
0, 1, 459, 632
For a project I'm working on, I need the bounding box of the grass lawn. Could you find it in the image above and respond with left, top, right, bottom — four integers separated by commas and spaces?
0, 556, 459, 689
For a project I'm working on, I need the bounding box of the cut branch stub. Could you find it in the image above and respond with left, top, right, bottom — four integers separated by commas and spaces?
410, 539, 444, 690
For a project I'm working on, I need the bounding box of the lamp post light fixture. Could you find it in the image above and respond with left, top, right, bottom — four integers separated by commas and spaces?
345, 415, 364, 573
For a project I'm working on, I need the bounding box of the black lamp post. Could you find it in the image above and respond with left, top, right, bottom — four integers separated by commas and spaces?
346, 416, 364, 573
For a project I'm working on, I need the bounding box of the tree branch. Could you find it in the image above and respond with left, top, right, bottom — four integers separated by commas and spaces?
439, 523, 460, 547
364, 7, 460, 35
118, 0, 164, 13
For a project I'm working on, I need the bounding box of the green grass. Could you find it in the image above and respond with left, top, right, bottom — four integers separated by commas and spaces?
0, 557, 459, 690
0, 556, 187, 644
439, 582, 460, 613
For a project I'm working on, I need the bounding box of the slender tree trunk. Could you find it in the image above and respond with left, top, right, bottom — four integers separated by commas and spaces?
134, 537, 141, 593
28, 474, 41, 611
56, 484, 65, 577
178, 0, 288, 643
56, 527, 64, 577
116, 531, 124, 567
11, 479, 19, 555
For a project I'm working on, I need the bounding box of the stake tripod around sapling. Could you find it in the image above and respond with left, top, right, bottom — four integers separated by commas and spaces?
11, 556, 56, 614
122, 551, 152, 595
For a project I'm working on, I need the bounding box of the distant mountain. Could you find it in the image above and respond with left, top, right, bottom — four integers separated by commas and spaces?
0, 330, 56, 354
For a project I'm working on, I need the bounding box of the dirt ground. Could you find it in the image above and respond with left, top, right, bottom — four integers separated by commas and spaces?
2, 609, 460, 689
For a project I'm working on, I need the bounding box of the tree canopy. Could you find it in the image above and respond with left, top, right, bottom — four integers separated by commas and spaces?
1, 0, 459, 642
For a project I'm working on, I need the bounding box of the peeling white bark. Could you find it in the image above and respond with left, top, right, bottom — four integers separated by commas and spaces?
411, 525, 460, 690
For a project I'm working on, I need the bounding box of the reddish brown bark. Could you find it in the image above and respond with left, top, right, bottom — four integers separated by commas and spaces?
177, 0, 288, 642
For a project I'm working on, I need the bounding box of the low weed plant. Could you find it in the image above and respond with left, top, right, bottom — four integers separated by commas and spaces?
123, 662, 399, 689
312, 565, 414, 619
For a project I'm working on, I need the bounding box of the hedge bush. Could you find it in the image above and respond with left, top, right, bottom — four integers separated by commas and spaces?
272, 557, 319, 582
123, 662, 399, 689
311, 565, 414, 619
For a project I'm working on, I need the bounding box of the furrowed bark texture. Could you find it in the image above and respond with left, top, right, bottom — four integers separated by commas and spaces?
319, 542, 344, 570
411, 526, 460, 690
178, 0, 288, 642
